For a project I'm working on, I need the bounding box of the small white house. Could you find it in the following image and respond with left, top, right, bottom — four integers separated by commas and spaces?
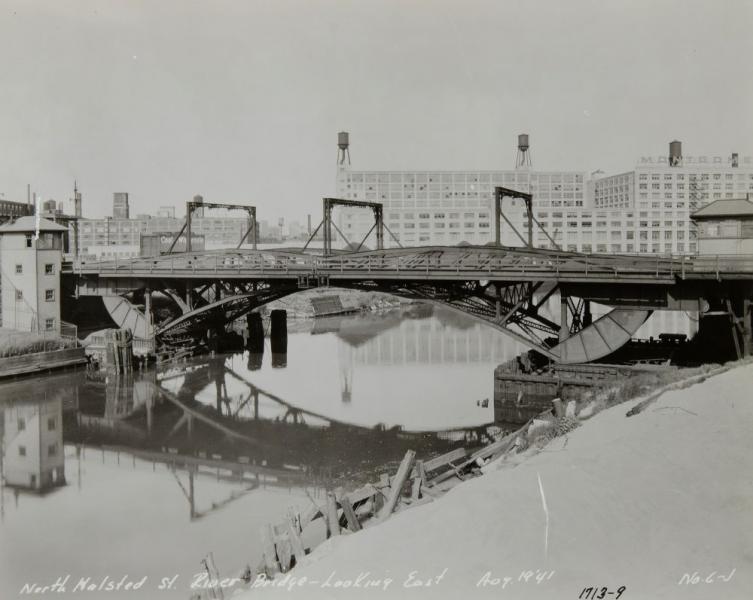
0, 216, 67, 333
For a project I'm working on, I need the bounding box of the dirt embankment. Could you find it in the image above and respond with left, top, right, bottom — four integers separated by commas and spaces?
241, 361, 753, 600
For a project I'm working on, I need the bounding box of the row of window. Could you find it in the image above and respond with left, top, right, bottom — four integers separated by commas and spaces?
17, 416, 56, 431
17, 442, 58, 457
15, 289, 55, 301
15, 263, 55, 275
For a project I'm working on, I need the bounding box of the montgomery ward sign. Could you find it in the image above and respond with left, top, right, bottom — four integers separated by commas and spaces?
638, 155, 752, 166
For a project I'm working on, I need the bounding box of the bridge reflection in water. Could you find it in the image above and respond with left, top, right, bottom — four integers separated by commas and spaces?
0, 305, 703, 597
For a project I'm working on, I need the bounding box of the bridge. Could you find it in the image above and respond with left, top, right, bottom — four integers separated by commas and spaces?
63, 243, 753, 363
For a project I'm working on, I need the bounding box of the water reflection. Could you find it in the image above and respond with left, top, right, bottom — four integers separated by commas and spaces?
0, 306, 513, 599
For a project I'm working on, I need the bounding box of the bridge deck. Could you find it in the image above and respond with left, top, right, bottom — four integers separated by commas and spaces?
64, 246, 753, 284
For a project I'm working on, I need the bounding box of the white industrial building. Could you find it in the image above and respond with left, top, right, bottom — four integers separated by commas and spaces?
334, 134, 753, 256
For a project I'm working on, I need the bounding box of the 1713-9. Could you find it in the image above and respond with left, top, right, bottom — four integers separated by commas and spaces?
578, 586, 626, 599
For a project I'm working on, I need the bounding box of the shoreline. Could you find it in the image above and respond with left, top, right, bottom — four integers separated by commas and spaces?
234, 358, 753, 599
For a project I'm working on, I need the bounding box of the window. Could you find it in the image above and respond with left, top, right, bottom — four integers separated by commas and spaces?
15, 290, 23, 301
48, 417, 56, 431
15, 264, 22, 274
45, 318, 55, 331
19, 446, 26, 457
18, 417, 26, 431
48, 443, 57, 457
25, 234, 33, 248
45, 289, 55, 302
45, 264, 54, 275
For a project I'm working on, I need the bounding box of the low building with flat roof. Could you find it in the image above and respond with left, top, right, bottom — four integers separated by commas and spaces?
691, 195, 753, 255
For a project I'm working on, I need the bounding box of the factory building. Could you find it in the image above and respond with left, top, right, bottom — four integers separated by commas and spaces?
334, 134, 753, 256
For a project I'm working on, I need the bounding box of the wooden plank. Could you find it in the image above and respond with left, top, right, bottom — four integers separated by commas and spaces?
421, 448, 466, 473
275, 531, 293, 572
416, 460, 428, 486
342, 483, 378, 506
325, 491, 340, 537
286, 520, 306, 563
378, 450, 416, 519
411, 476, 422, 501
260, 524, 279, 575
339, 495, 362, 532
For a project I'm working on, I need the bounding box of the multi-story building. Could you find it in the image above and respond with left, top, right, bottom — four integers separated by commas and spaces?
335, 134, 753, 256
0, 216, 66, 333
113, 192, 129, 219
335, 168, 586, 247
74, 214, 250, 259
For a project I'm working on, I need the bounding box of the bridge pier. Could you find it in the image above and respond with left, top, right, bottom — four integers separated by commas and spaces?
246, 313, 265, 353
271, 309, 288, 368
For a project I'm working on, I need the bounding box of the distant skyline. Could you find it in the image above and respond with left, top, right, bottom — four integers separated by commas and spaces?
1, 0, 752, 220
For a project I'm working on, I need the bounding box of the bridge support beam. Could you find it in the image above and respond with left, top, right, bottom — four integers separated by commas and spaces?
144, 287, 154, 352
559, 296, 569, 342
744, 298, 752, 358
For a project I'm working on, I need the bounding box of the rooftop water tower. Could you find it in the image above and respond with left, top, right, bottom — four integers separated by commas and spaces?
337, 131, 351, 166
669, 140, 682, 166
516, 133, 532, 169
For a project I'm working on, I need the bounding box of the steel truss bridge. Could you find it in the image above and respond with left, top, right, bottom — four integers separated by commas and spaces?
63, 245, 753, 363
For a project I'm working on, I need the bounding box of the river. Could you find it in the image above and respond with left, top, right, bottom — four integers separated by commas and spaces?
0, 304, 533, 599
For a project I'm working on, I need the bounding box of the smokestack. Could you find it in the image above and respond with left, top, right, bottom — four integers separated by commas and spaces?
27, 183, 31, 206
73, 181, 82, 217
669, 140, 682, 167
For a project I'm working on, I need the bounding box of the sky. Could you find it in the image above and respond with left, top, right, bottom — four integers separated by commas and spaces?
1, 0, 752, 221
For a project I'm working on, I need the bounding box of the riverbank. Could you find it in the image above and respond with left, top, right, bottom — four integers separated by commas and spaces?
241, 360, 753, 600
263, 288, 406, 318
0, 327, 85, 378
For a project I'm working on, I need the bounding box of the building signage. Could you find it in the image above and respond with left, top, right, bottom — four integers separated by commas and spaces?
638, 155, 752, 166
139, 232, 205, 256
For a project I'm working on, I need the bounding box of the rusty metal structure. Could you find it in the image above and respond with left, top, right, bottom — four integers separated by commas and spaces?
302, 197, 401, 255
65, 242, 753, 363
166, 201, 257, 253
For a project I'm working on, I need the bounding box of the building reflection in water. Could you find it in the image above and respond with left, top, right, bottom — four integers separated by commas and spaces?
1, 397, 65, 493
